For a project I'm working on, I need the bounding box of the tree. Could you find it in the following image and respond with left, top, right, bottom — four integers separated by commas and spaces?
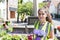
25, 1, 33, 15
17, 0, 33, 23
17, 0, 23, 23
17, 1, 33, 15
38, 2, 47, 8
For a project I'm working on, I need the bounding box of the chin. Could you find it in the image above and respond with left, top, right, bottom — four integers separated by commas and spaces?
39, 19, 43, 21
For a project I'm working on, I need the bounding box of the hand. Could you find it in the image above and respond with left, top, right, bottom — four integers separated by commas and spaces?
48, 38, 53, 40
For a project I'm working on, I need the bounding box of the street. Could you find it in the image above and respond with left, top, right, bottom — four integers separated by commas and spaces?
53, 18, 60, 28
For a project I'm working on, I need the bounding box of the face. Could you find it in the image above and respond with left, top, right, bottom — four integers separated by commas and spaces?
38, 10, 47, 21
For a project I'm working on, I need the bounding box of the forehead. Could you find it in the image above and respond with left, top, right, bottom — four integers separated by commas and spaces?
38, 10, 46, 14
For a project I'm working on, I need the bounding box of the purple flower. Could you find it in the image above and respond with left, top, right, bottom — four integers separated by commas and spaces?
33, 29, 40, 34
35, 36, 41, 40
33, 29, 46, 36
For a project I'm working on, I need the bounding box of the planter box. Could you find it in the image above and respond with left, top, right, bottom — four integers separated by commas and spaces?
28, 16, 38, 25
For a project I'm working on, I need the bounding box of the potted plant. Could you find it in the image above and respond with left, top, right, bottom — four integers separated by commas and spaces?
2, 34, 12, 40
12, 35, 21, 40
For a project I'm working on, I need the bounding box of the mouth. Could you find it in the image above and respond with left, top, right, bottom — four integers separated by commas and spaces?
40, 18, 43, 20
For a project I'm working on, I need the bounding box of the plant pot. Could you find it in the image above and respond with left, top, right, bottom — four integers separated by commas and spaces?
58, 29, 60, 32
57, 26, 60, 32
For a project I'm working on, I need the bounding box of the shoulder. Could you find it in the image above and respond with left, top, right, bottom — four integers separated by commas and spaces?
34, 21, 40, 28
47, 22, 54, 28
47, 22, 53, 26
34, 21, 39, 25
48, 22, 54, 31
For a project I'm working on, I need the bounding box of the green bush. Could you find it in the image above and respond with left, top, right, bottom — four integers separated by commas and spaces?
0, 31, 6, 37
2, 35, 20, 40
17, 1, 33, 16
39, 2, 48, 8
2, 35, 12, 40
12, 35, 20, 40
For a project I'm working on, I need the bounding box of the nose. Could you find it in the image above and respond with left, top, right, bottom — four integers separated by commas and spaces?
40, 15, 43, 17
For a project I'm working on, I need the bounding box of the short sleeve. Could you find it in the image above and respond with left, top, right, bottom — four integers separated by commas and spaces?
50, 25, 54, 31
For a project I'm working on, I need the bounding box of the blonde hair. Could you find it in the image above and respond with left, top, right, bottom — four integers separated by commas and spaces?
38, 8, 52, 24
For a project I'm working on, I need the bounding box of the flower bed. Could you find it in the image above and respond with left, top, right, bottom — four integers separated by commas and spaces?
1, 34, 33, 40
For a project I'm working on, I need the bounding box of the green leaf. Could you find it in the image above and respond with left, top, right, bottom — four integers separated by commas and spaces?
39, 2, 47, 8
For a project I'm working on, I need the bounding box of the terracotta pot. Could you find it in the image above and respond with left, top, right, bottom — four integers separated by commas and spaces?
57, 26, 60, 32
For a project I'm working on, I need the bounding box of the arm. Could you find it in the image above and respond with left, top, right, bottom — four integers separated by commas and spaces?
49, 25, 54, 40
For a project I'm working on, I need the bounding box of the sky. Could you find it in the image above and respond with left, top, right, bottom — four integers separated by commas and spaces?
23, 0, 44, 3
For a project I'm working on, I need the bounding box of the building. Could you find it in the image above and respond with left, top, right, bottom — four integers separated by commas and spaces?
47, 0, 60, 18
46, 0, 60, 15
43, 0, 60, 18
8, 0, 18, 21
51, 0, 60, 15
0, 0, 18, 21
0, 0, 6, 21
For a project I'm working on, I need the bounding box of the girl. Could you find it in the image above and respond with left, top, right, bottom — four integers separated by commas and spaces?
34, 8, 54, 40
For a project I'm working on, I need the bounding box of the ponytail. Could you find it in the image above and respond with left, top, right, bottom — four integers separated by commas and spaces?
46, 13, 52, 24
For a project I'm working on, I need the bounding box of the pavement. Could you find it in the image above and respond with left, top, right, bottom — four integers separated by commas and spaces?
53, 18, 60, 28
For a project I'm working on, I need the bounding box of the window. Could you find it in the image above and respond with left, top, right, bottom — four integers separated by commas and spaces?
3, 9, 5, 17
10, 11, 15, 18
0, 9, 1, 18
2, 0, 5, 3
0, 0, 5, 3
58, 4, 60, 9
0, 0, 2, 2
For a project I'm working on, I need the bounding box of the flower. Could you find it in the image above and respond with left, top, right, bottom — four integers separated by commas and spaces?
35, 36, 41, 40
33, 29, 46, 36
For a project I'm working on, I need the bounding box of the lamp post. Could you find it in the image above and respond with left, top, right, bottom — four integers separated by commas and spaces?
6, 0, 8, 20
33, 0, 38, 16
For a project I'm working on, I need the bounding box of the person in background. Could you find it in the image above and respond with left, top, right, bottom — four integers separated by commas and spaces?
3, 23, 9, 30
2, 21, 13, 33
3, 23, 9, 32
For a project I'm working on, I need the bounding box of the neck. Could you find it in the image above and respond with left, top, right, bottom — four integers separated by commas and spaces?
40, 20, 46, 25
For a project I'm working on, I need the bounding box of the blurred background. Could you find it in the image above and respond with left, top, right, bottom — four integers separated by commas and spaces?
0, 0, 60, 40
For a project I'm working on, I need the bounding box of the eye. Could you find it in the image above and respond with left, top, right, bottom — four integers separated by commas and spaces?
42, 13, 45, 15
38, 13, 41, 15
38, 13, 45, 15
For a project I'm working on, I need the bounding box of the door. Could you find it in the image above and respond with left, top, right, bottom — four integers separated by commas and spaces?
10, 11, 15, 18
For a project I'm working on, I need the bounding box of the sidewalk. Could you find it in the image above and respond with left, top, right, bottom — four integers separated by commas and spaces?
52, 18, 60, 28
